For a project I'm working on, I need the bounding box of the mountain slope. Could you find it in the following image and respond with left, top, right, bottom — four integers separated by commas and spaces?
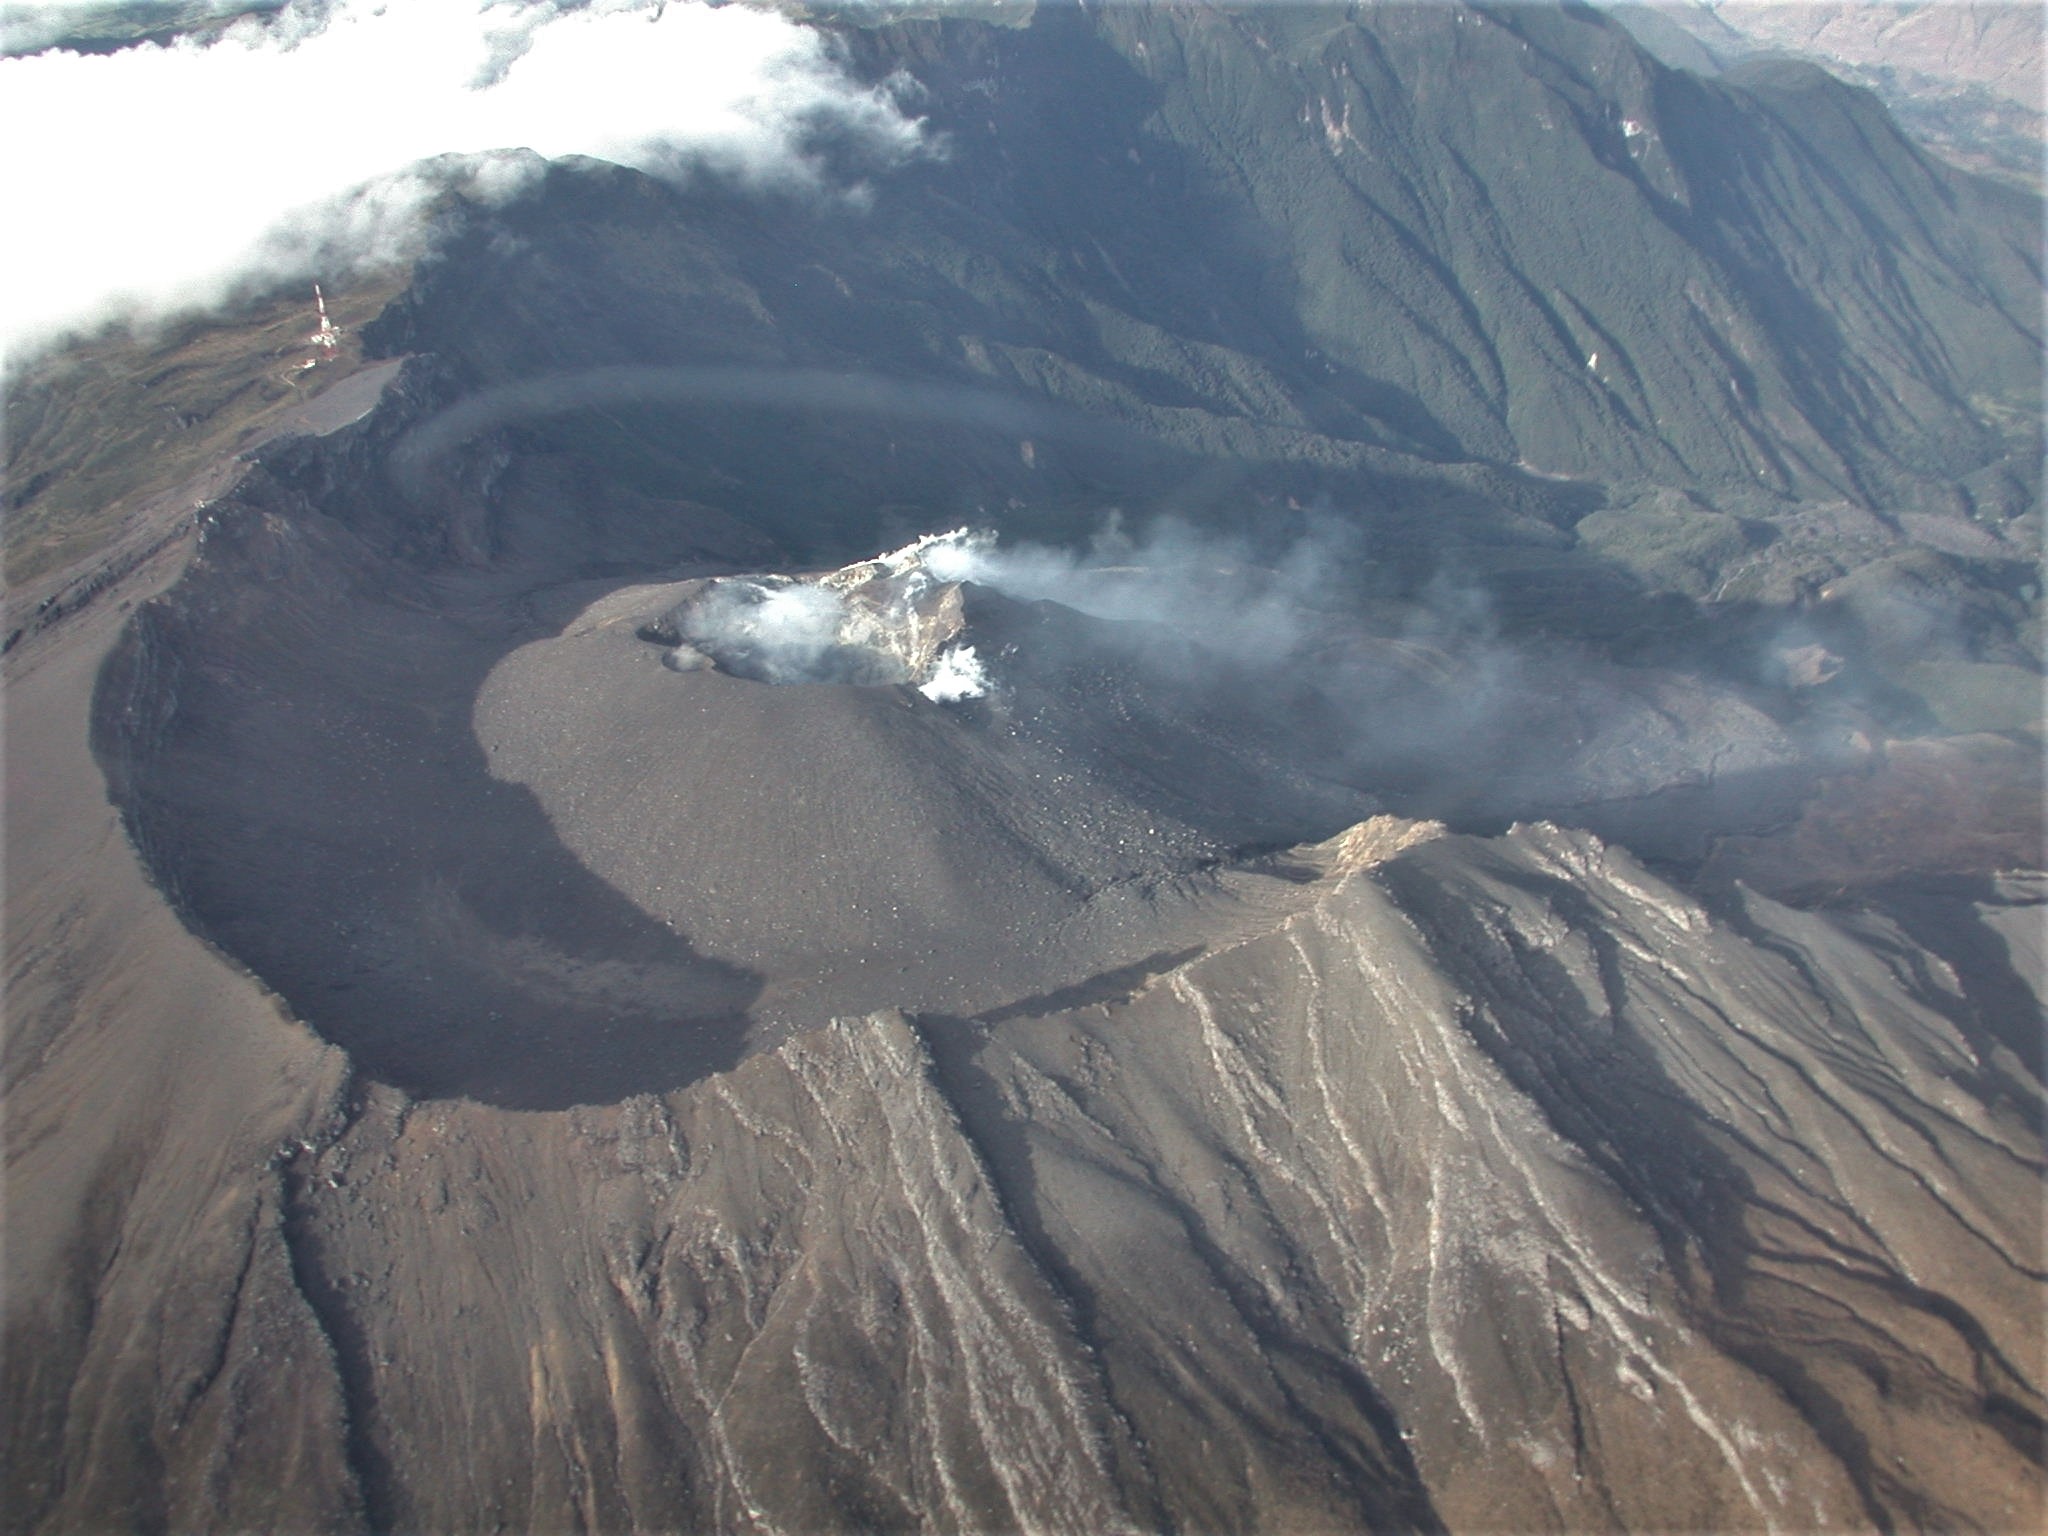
362, 2, 2040, 531
5, 3, 2043, 1533
11, 788, 2038, 1530
1603, 0, 2046, 187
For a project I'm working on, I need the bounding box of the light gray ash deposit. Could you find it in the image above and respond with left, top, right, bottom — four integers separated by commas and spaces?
650, 530, 989, 700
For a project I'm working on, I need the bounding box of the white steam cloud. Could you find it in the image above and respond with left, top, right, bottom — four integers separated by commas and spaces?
665, 536, 984, 697
919, 645, 988, 702
1, 0, 925, 358
664, 523, 1347, 705
677, 580, 852, 685
921, 520, 1352, 664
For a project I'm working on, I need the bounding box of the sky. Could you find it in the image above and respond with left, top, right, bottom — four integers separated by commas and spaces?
0, 0, 927, 359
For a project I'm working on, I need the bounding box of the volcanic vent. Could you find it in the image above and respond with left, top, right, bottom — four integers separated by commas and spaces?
644, 529, 991, 700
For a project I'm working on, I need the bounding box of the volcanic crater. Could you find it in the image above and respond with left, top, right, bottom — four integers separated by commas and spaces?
93, 399, 1859, 1113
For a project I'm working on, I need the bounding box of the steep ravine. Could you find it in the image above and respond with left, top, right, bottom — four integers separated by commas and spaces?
24, 803, 2035, 1531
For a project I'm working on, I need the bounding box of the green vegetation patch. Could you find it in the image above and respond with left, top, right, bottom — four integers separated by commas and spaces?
1895, 660, 2045, 736
1572, 492, 1760, 600
4, 274, 406, 587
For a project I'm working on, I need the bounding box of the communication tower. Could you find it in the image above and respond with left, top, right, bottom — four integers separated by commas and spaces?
300, 284, 342, 371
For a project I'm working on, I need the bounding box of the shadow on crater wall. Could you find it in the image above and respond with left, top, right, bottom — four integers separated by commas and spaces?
90, 496, 760, 1112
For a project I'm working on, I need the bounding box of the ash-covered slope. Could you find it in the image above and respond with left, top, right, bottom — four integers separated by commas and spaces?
12, 795, 2038, 1531
918, 823, 2045, 1533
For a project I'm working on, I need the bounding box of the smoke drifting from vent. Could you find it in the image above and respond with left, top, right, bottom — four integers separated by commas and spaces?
889, 522, 1836, 847
667, 522, 1460, 698
676, 580, 856, 685
921, 520, 1368, 663
1, 0, 925, 357
662, 531, 987, 699
649, 516, 1868, 862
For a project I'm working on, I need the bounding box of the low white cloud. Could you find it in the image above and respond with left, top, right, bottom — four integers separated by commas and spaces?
0, 2, 237, 57
1, 0, 925, 358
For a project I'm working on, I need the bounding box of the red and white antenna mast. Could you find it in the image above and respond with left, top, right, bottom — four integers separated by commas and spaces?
300, 283, 342, 371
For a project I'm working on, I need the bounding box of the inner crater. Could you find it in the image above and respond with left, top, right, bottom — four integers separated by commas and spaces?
640, 530, 988, 700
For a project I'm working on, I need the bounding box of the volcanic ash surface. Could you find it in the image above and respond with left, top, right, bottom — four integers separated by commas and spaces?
475, 531, 1373, 1040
